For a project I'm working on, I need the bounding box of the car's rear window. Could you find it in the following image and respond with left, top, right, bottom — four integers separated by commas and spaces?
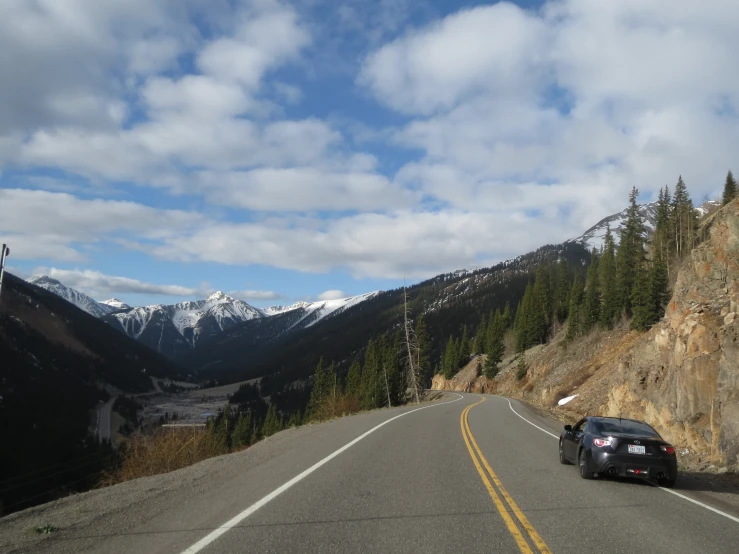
593, 419, 660, 437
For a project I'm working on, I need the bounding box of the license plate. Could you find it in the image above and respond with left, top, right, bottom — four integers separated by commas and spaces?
628, 445, 646, 455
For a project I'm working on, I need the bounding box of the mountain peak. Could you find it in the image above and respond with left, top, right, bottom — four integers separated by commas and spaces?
206, 291, 232, 303
28, 275, 61, 286
100, 298, 131, 310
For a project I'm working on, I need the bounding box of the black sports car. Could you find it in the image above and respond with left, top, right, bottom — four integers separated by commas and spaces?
559, 416, 678, 487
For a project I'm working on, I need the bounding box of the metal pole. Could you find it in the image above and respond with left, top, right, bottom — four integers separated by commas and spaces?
0, 244, 9, 302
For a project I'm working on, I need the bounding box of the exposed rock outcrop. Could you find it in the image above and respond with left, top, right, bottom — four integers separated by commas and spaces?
433, 198, 739, 470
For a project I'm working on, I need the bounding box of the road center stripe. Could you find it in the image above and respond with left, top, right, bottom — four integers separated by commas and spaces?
460, 398, 534, 554
461, 396, 552, 554
180, 393, 464, 554
465, 400, 553, 554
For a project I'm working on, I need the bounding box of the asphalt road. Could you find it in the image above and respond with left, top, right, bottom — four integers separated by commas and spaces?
5, 392, 739, 554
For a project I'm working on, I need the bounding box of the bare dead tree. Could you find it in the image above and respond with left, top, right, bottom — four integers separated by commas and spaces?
403, 281, 423, 403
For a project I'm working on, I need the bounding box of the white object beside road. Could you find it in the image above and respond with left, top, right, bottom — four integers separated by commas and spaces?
557, 394, 578, 406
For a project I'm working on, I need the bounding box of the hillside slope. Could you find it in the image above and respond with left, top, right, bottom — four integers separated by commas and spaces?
192, 242, 591, 402
0, 273, 190, 513
434, 198, 739, 470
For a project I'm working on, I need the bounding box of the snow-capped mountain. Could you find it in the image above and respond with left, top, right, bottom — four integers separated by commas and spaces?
100, 298, 131, 310
567, 200, 721, 251
184, 291, 382, 370
262, 293, 379, 325
567, 202, 659, 251
102, 291, 264, 357
27, 276, 119, 318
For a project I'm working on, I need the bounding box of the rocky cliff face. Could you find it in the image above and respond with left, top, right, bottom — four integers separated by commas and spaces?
433, 198, 739, 470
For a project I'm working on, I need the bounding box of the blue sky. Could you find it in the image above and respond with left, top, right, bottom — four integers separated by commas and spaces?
1, 0, 737, 307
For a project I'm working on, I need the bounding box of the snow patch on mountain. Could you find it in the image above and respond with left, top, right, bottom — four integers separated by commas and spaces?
566, 202, 659, 251
568, 200, 722, 251
100, 298, 131, 310
262, 301, 312, 316
27, 276, 118, 318
111, 292, 264, 345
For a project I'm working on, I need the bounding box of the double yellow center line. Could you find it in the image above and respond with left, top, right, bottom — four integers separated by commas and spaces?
460, 396, 552, 554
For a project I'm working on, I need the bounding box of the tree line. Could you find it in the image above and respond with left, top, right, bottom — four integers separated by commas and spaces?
437, 175, 709, 382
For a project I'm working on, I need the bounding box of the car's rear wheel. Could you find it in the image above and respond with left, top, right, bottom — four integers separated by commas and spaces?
579, 449, 593, 480
559, 441, 571, 465
659, 477, 676, 488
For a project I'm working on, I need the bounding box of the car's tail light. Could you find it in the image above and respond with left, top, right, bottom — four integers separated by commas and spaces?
660, 445, 675, 455
593, 438, 610, 447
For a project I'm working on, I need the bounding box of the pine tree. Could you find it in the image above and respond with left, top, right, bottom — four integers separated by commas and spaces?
653, 186, 672, 261
554, 260, 571, 323
599, 225, 618, 328
615, 187, 646, 316
458, 325, 470, 367
670, 176, 697, 257
326, 361, 338, 402
286, 411, 302, 428
360, 339, 380, 410
566, 275, 584, 341
484, 309, 505, 379
232, 411, 252, 449
306, 357, 327, 419
649, 256, 670, 323
261, 404, 282, 438
346, 360, 362, 397
582, 250, 601, 333
723, 170, 737, 206
415, 315, 431, 385
502, 303, 511, 328
442, 336, 457, 379
530, 266, 551, 344
472, 314, 487, 355
630, 263, 654, 331
515, 352, 528, 381
514, 283, 535, 351
475, 357, 482, 378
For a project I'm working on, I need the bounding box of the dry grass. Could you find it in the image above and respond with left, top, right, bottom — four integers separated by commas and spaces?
100, 427, 228, 486
311, 393, 361, 422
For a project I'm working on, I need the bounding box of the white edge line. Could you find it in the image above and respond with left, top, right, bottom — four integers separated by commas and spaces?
505, 397, 739, 525
180, 393, 465, 554
506, 398, 559, 439
659, 488, 739, 523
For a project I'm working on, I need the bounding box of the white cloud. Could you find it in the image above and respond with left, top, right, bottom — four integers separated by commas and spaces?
359, 0, 739, 227
317, 290, 346, 301
195, 167, 416, 211
229, 289, 284, 301
141, 208, 575, 278
32, 267, 210, 298
0, 189, 204, 261
359, 3, 548, 115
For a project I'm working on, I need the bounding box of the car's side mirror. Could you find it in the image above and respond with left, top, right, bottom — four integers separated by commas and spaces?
564, 425, 572, 432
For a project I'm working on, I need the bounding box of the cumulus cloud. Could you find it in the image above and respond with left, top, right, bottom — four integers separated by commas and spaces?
317, 290, 346, 301
139, 208, 573, 278
0, 189, 204, 261
4, 0, 739, 284
361, 0, 739, 225
32, 268, 211, 298
228, 289, 284, 301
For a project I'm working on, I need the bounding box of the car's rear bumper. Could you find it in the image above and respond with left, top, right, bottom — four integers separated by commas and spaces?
591, 452, 678, 480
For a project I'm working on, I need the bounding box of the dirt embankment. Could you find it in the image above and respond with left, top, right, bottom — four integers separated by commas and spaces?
433, 198, 739, 472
